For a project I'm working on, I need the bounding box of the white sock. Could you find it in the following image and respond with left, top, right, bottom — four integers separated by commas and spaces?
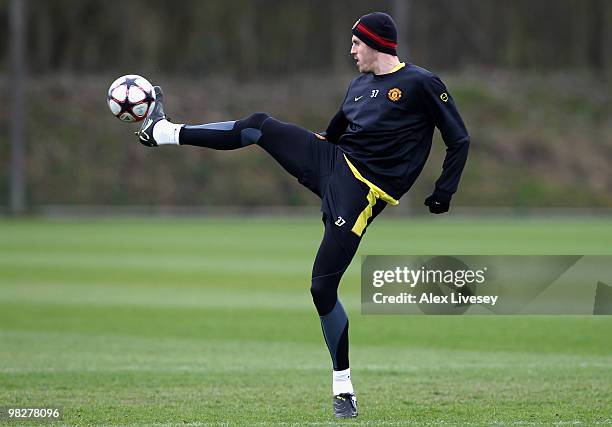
152, 119, 183, 145
332, 368, 354, 395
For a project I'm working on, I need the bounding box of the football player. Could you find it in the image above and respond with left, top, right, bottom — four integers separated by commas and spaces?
137, 12, 469, 418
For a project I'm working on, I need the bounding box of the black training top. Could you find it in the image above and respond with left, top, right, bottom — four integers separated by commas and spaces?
325, 63, 470, 201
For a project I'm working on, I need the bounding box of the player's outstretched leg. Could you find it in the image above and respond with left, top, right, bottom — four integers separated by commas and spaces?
135, 87, 330, 192
137, 88, 267, 150
137, 85, 269, 150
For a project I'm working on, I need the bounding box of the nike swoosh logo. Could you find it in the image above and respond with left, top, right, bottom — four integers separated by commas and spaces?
139, 119, 152, 140
354, 96, 363, 101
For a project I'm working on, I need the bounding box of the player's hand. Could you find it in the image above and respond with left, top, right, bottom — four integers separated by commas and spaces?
424, 192, 450, 214
315, 131, 327, 140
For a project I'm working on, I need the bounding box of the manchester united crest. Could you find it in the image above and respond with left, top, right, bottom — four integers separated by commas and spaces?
387, 88, 402, 102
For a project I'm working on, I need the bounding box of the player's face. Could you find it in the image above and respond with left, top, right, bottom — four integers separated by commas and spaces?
351, 36, 377, 73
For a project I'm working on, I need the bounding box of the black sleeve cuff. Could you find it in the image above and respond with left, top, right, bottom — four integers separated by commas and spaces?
433, 189, 453, 204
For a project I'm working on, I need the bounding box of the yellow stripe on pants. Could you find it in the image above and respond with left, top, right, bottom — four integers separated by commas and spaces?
351, 189, 378, 236
342, 154, 399, 237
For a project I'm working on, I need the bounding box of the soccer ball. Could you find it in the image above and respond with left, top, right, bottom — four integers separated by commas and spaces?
107, 75, 156, 122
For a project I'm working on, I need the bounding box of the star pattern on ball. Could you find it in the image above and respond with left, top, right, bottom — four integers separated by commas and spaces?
108, 76, 155, 121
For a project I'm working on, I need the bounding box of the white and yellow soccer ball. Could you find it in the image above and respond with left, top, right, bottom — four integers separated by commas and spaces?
107, 74, 156, 122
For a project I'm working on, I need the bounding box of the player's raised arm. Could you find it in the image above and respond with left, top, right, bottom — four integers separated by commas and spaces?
421, 75, 470, 213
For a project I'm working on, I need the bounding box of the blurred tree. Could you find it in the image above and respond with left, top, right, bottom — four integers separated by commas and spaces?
392, 0, 410, 59
587, 0, 606, 71
9, 0, 26, 214
238, 0, 259, 78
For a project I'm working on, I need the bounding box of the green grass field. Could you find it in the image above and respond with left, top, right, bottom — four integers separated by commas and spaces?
1, 217, 611, 426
